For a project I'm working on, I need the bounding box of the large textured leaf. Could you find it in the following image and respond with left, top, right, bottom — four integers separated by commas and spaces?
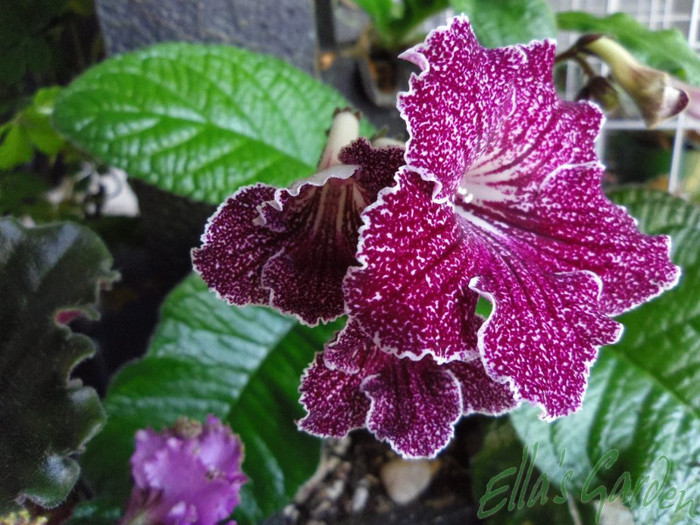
451, 0, 557, 48
73, 273, 342, 525
52, 43, 374, 206
511, 189, 699, 524
0, 219, 116, 512
557, 12, 700, 85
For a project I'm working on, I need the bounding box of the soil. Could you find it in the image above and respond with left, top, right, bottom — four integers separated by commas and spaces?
269, 420, 489, 525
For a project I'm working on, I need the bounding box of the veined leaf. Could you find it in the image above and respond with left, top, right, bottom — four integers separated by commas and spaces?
53, 43, 374, 206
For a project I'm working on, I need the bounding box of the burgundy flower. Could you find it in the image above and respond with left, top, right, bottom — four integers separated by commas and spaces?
343, 16, 680, 421
120, 416, 246, 525
299, 318, 517, 458
194, 16, 679, 459
192, 110, 404, 325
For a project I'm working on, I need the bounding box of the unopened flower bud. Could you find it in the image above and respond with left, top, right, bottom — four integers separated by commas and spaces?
669, 77, 700, 120
581, 36, 688, 127
317, 109, 361, 169
577, 76, 620, 111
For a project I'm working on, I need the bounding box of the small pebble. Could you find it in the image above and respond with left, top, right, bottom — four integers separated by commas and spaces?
350, 482, 370, 513
598, 500, 634, 525
380, 458, 437, 505
325, 478, 345, 502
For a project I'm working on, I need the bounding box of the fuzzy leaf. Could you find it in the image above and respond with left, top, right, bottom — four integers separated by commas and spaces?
0, 219, 115, 512
72, 273, 341, 525
53, 43, 373, 205
451, 0, 557, 48
557, 11, 700, 85
510, 188, 700, 524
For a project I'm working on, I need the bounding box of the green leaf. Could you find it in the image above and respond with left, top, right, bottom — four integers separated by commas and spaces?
0, 171, 50, 218
0, 87, 66, 169
21, 87, 66, 156
557, 12, 700, 86
74, 273, 342, 524
0, 219, 116, 512
53, 43, 374, 206
354, 0, 449, 47
451, 0, 557, 48
353, 0, 396, 31
510, 188, 700, 524
0, 124, 33, 170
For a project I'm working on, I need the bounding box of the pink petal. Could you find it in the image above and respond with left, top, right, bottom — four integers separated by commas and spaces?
463, 223, 623, 418
322, 315, 367, 374
192, 184, 278, 306
398, 16, 525, 198
298, 352, 370, 438
467, 163, 680, 315
401, 17, 603, 207
361, 352, 462, 459
449, 358, 519, 415
126, 417, 246, 525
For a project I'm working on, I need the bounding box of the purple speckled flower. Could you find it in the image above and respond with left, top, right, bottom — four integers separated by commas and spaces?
343, 17, 680, 422
192, 110, 404, 326
120, 416, 246, 525
193, 16, 680, 460
299, 318, 517, 458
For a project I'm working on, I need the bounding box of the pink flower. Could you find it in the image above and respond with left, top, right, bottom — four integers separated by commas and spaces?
120, 416, 246, 525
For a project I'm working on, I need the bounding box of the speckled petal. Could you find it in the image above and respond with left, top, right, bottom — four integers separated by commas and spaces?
398, 16, 525, 198
466, 163, 680, 316
192, 184, 278, 307
400, 17, 602, 206
298, 351, 370, 437
449, 358, 519, 415
300, 319, 500, 459
349, 171, 623, 418
345, 169, 482, 363
261, 139, 404, 324
362, 351, 462, 459
322, 316, 367, 374
463, 223, 623, 419
193, 139, 404, 325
